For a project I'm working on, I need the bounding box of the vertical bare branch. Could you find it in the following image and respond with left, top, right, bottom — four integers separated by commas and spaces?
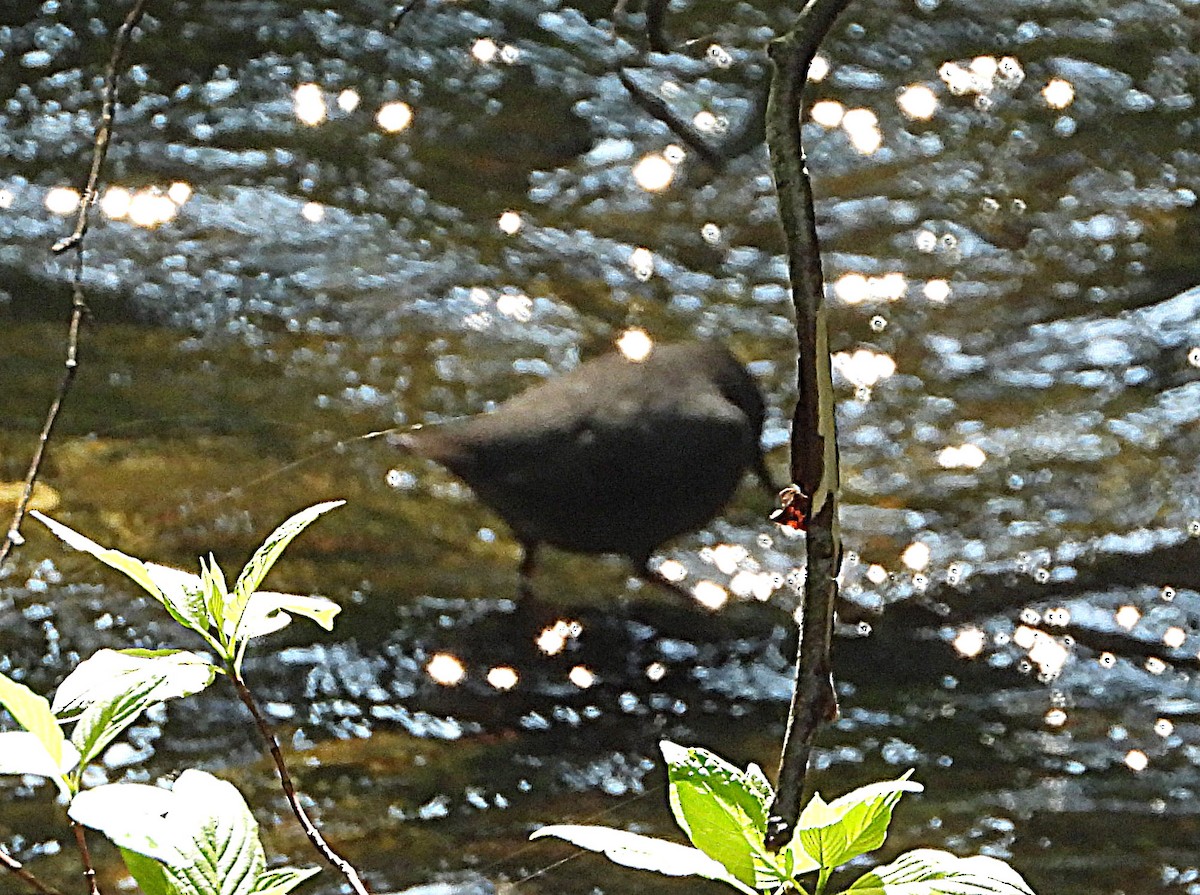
763, 0, 850, 850
0, 847, 67, 895
228, 670, 372, 895
0, 0, 151, 571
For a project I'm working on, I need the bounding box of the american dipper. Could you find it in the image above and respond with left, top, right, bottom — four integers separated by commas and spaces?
398, 341, 776, 600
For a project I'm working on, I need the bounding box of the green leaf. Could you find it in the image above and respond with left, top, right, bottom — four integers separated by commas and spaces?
841, 849, 1035, 895
661, 741, 771, 887
797, 774, 923, 871
230, 501, 344, 614
235, 592, 341, 640
145, 563, 212, 636
250, 867, 321, 895
0, 670, 65, 769
531, 825, 759, 895
71, 770, 267, 895
201, 555, 229, 637
119, 848, 172, 895
71, 674, 166, 769
53, 649, 216, 720
0, 732, 79, 797
31, 511, 164, 601
61, 649, 216, 769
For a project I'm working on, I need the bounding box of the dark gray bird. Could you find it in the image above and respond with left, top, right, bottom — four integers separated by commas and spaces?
398, 341, 776, 599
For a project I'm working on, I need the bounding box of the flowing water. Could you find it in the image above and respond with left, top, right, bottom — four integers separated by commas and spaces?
2, 0, 1200, 892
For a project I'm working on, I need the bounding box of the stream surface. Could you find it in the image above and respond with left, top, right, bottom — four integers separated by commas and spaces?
2, 0, 1200, 893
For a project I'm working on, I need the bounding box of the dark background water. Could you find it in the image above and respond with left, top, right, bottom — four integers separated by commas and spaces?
2, 0, 1200, 893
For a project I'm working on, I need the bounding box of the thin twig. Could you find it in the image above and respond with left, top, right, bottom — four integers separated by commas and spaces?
0, 0, 150, 571
0, 847, 67, 895
70, 822, 99, 895
763, 0, 850, 850
227, 669, 372, 895
390, 0, 429, 30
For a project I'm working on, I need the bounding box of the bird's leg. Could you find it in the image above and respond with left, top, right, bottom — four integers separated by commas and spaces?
517, 542, 539, 600
513, 542, 559, 638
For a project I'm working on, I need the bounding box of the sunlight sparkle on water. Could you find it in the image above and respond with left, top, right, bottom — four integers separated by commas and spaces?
1115, 605, 1141, 630
45, 186, 79, 215
0, 187, 13, 208
937, 443, 987, 469
866, 564, 888, 585
427, 653, 466, 686
810, 100, 844, 128
472, 38, 499, 63
842, 108, 882, 154
923, 279, 951, 302
897, 84, 938, 119
495, 292, 532, 322
128, 190, 178, 227
498, 210, 522, 234
1125, 750, 1148, 772
705, 543, 748, 575
1044, 709, 1067, 727
486, 666, 518, 690
628, 247, 654, 280
1042, 78, 1075, 109
808, 54, 829, 81
693, 110, 721, 133
617, 327, 654, 362
302, 202, 324, 223
657, 559, 687, 583
293, 83, 326, 125
901, 541, 931, 571
536, 619, 582, 655
632, 154, 675, 191
692, 580, 728, 610
833, 271, 906, 303
569, 666, 596, 689
1013, 625, 1069, 677
337, 89, 360, 112
376, 101, 413, 133
730, 570, 775, 601
167, 182, 192, 205
1163, 627, 1186, 649
646, 662, 666, 682
101, 186, 132, 219
833, 349, 896, 388
953, 627, 986, 658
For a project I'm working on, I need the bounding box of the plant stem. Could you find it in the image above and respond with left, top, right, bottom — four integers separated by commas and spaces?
0, 846, 67, 895
763, 0, 851, 850
815, 865, 831, 895
0, 0, 150, 571
226, 667, 372, 895
70, 821, 100, 895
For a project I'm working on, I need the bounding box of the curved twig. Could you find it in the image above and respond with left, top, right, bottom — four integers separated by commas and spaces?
228, 669, 372, 895
0, 847, 67, 895
0, 0, 150, 571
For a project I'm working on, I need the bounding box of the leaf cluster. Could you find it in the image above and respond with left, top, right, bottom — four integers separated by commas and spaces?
533, 742, 1035, 895
0, 503, 345, 895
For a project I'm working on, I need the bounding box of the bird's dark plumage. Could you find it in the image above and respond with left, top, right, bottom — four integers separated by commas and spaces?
399, 341, 775, 598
